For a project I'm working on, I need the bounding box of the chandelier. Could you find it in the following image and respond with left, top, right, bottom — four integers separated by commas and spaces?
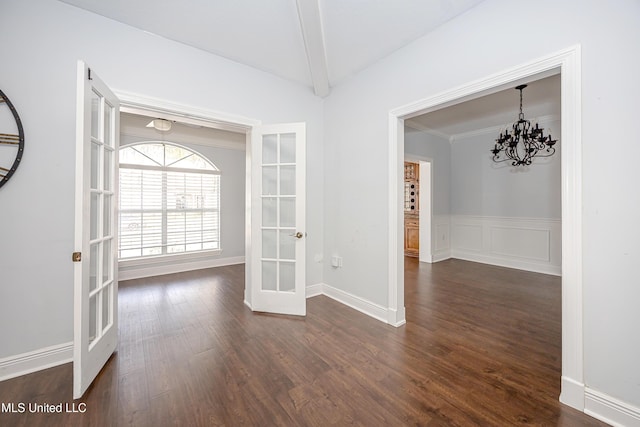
491, 84, 557, 166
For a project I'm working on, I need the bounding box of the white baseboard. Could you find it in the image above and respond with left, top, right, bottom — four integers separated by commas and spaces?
585, 388, 640, 427
387, 307, 407, 327
560, 375, 585, 411
306, 283, 391, 325
431, 250, 452, 263
451, 249, 562, 276
119, 255, 245, 281
0, 342, 73, 382
305, 283, 324, 298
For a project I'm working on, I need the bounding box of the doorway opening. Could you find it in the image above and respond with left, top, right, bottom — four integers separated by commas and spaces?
387, 46, 583, 410
116, 111, 247, 282
403, 158, 432, 262
115, 92, 258, 303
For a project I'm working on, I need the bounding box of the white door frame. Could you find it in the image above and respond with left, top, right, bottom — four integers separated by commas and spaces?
112, 91, 261, 306
387, 45, 583, 411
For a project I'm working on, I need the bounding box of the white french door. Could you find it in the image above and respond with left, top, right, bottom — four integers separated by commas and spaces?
251, 123, 306, 316
73, 61, 119, 399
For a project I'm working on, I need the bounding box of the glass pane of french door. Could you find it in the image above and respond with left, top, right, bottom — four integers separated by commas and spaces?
88, 92, 116, 346
260, 132, 297, 292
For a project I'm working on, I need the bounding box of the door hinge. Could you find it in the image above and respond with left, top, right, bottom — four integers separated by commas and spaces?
72, 252, 82, 262
87, 68, 92, 81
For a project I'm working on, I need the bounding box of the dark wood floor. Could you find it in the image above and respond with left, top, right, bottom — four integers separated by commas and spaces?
0, 259, 608, 426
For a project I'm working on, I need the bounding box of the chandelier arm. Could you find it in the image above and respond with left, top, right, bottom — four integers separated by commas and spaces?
535, 147, 556, 158
490, 84, 557, 166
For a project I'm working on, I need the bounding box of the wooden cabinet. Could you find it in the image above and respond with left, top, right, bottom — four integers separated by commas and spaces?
404, 161, 419, 257
404, 162, 418, 180
404, 162, 419, 213
404, 215, 419, 257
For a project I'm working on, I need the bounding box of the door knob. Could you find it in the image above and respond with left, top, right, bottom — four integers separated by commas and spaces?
290, 232, 304, 239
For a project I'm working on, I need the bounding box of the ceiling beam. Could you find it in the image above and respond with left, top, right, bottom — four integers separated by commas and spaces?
295, 0, 330, 97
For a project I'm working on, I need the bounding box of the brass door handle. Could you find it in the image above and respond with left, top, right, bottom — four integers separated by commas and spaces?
290, 232, 304, 239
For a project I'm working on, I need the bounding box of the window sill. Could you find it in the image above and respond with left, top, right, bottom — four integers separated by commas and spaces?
118, 249, 223, 269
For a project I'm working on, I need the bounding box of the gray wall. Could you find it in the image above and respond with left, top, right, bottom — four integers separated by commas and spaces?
405, 119, 561, 220
323, 0, 640, 408
0, 0, 324, 359
0, 0, 639, 413
450, 118, 561, 219
404, 128, 451, 216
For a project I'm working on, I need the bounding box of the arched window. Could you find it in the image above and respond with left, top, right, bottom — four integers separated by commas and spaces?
118, 142, 220, 259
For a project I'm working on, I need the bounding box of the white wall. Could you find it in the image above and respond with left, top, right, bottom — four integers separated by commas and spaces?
323, 0, 640, 412
0, 0, 323, 359
404, 128, 451, 216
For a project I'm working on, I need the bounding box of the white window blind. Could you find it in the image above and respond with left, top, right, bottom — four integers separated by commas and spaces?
118, 143, 220, 259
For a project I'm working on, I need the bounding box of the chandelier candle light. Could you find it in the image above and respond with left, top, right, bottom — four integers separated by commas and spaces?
491, 84, 557, 166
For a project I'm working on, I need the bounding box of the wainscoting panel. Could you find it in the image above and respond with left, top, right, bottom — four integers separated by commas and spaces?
490, 226, 550, 262
453, 223, 483, 252
432, 215, 451, 262
450, 215, 561, 275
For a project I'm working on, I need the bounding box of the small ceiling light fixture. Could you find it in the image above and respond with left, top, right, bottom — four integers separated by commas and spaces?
146, 118, 172, 132
491, 84, 557, 166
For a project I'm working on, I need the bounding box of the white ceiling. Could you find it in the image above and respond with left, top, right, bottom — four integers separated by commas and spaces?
57, 0, 485, 96
58, 0, 558, 137
406, 74, 561, 138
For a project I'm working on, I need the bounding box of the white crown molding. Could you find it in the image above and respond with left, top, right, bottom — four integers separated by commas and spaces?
115, 90, 260, 133
406, 114, 560, 144
120, 130, 246, 151
404, 120, 452, 141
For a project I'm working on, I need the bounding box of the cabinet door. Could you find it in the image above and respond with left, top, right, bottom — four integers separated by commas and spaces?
404, 218, 419, 256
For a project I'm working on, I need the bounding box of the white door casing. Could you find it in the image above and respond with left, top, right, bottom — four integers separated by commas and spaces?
73, 61, 119, 399
388, 46, 583, 410
418, 160, 432, 263
250, 123, 306, 316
